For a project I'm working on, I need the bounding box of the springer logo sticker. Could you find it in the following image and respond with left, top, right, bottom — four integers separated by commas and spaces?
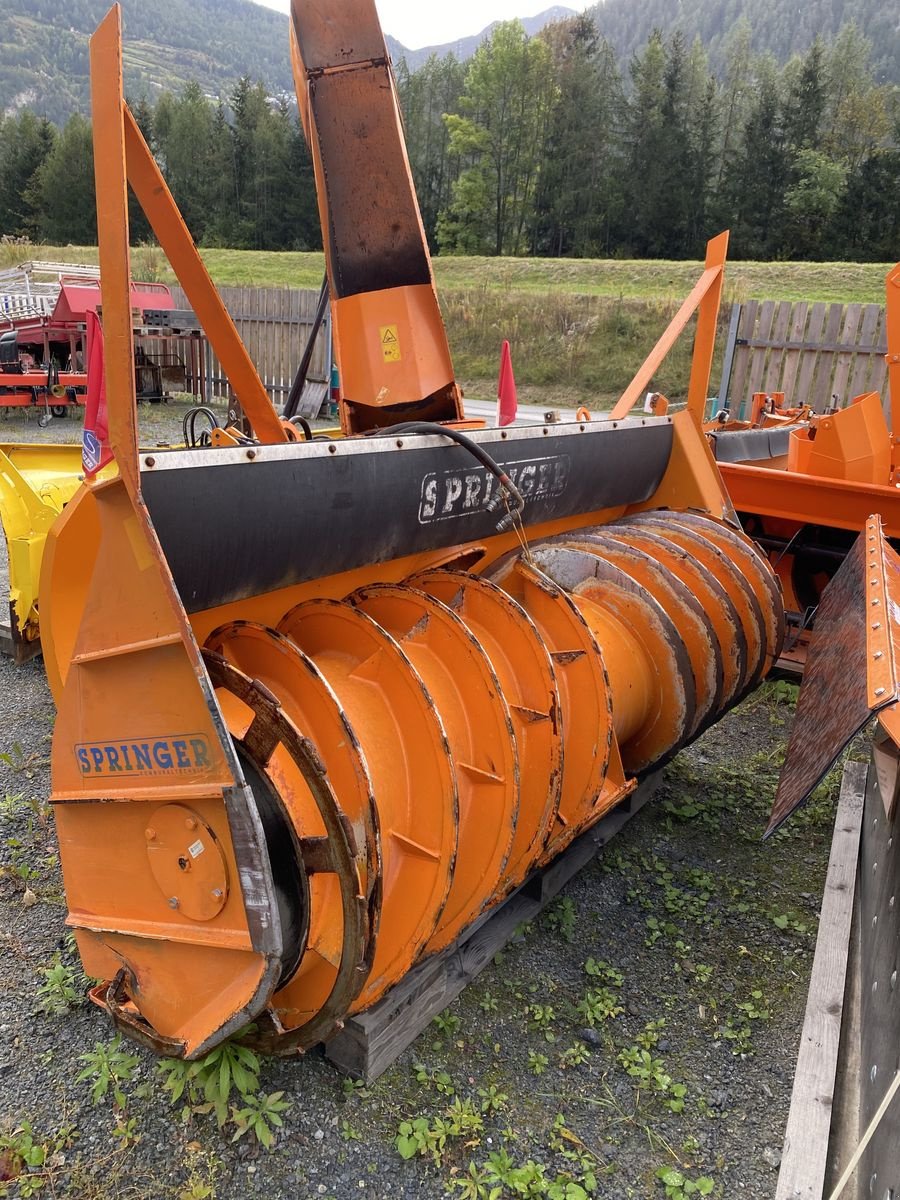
418, 454, 570, 525
75, 734, 214, 777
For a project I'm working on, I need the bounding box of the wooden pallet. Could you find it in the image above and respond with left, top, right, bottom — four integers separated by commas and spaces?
325, 772, 661, 1081
0, 621, 41, 664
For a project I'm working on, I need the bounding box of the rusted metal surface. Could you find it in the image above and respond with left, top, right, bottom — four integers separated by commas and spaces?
620, 512, 770, 694
204, 652, 373, 1055
768, 523, 889, 835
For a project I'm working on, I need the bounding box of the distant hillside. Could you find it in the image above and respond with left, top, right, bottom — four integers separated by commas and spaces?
0, 1, 575, 124
386, 8, 576, 72
1, 0, 896, 126
2, 0, 292, 124
587, 0, 899, 83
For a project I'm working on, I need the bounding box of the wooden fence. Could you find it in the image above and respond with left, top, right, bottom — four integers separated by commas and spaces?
169, 285, 330, 411
722, 300, 889, 418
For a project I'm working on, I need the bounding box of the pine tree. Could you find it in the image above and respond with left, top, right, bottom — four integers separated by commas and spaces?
438, 21, 557, 256
0, 111, 56, 237
531, 16, 624, 257
33, 113, 96, 244
724, 58, 789, 258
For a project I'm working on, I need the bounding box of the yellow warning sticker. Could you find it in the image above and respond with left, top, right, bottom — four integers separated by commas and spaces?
380, 324, 401, 363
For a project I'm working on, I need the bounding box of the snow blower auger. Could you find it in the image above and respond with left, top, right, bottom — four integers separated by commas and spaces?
39, 0, 784, 1060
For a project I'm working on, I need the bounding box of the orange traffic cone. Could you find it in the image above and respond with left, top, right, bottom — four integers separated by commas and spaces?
496, 339, 518, 427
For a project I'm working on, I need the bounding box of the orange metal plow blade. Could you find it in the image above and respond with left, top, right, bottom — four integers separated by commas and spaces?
768, 515, 900, 835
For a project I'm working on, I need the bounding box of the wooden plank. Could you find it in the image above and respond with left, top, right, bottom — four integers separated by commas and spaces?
811, 304, 845, 412
794, 302, 827, 408
825, 886, 860, 1198
326, 774, 661, 1082
717, 303, 741, 407
775, 759, 866, 1200
868, 314, 888, 412
847, 304, 882, 399
831, 304, 863, 406
762, 301, 793, 394
746, 300, 776, 400
728, 299, 758, 418
779, 303, 809, 405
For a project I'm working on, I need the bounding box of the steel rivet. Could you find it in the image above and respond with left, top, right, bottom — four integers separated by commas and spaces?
168, 897, 179, 909
892, 970, 897, 989
246, 448, 256, 460
875, 651, 884, 659
871, 1065, 878, 1083
876, 687, 886, 696
873, 622, 882, 629
145, 828, 156, 841
212, 888, 223, 899
873, 598, 881, 606
873, 915, 879, 929
873, 979, 879, 992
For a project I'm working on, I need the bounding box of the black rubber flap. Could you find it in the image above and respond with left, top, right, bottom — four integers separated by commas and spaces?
711, 425, 801, 463
143, 423, 673, 614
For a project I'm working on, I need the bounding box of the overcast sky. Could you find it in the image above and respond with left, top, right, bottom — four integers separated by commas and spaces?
254, 0, 593, 50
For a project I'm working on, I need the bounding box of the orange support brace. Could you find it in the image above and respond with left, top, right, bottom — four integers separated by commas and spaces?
886, 263, 900, 477
609, 231, 729, 425
122, 110, 290, 446
89, 11, 139, 491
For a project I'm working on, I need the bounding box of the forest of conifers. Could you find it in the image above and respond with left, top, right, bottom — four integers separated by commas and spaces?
0, 14, 897, 262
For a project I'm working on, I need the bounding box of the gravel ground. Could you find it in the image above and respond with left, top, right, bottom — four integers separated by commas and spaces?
0, 401, 844, 1200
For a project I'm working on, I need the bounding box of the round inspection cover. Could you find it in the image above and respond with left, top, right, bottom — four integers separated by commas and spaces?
145, 804, 228, 922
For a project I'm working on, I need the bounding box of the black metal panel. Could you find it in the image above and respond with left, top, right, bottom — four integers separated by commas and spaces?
310, 69, 431, 298
710, 424, 800, 463
142, 423, 673, 613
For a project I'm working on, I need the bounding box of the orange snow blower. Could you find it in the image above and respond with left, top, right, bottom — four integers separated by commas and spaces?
40, 0, 783, 1059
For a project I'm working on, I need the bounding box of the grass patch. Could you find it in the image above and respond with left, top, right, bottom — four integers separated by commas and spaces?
7, 243, 890, 304
8, 243, 889, 405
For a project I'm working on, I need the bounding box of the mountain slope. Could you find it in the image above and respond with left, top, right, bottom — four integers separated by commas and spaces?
2, 0, 291, 125
386, 8, 576, 72
0, 1, 575, 124
587, 0, 898, 83
1, 0, 895, 127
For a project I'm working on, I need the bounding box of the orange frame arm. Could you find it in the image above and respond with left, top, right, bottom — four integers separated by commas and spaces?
609, 231, 729, 425
92, 4, 289, 457
886, 262, 900, 455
